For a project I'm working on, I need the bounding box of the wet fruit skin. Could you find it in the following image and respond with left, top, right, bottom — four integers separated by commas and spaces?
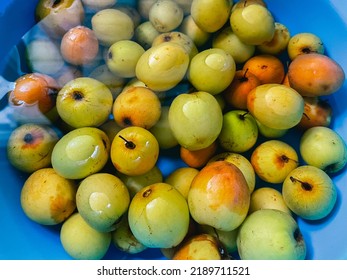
60, 25, 99, 65
20, 168, 77, 225
11, 73, 59, 114
7, 123, 59, 173
188, 160, 250, 231
76, 173, 130, 232
51, 127, 110, 180
128, 182, 190, 248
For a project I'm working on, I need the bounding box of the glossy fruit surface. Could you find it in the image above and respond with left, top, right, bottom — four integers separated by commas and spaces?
128, 182, 190, 248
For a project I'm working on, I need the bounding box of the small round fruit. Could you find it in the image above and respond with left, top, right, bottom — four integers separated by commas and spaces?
135, 42, 190, 91
251, 140, 299, 184
56, 77, 113, 128
168, 91, 223, 151
110, 126, 159, 176
20, 168, 77, 225
111, 216, 147, 254
60, 25, 99, 65
51, 127, 110, 180
134, 20, 161, 50
179, 15, 210, 47
212, 27, 255, 64
188, 161, 250, 231
60, 213, 111, 260
172, 234, 224, 260
76, 173, 130, 232
190, 0, 232, 33
188, 48, 236, 95
242, 54, 285, 84
237, 209, 306, 260
287, 32, 325, 60
165, 167, 199, 199
128, 182, 190, 248
282, 165, 337, 220
257, 22, 290, 55
249, 187, 291, 215
11, 73, 59, 114
247, 84, 305, 130
112, 86, 161, 129
149, 0, 184, 32
287, 53, 345, 97
223, 69, 261, 110
299, 126, 347, 173
91, 8, 134, 46
107, 40, 145, 78
7, 123, 59, 173
230, 4, 275, 45
180, 141, 218, 169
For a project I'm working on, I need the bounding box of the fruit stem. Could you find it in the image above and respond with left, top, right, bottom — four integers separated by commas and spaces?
23, 133, 34, 144
118, 135, 136, 149
290, 176, 313, 191
239, 68, 249, 82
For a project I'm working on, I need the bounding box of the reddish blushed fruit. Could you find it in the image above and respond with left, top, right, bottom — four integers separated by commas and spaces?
242, 54, 285, 84
180, 141, 218, 168
11, 73, 59, 113
188, 160, 250, 231
60, 25, 99, 65
223, 69, 261, 110
287, 53, 345, 97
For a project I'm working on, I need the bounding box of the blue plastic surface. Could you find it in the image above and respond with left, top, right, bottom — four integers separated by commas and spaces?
0, 0, 347, 260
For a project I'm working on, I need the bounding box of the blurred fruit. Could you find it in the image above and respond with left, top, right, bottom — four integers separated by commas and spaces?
237, 209, 306, 260
282, 165, 337, 220
60, 213, 111, 260
242, 54, 285, 84
299, 126, 347, 174
20, 168, 77, 225
188, 48, 236, 95
35, 0, 84, 38
76, 173, 130, 232
168, 91, 223, 151
91, 9, 134, 46
134, 20, 161, 50
26, 38, 65, 75
7, 123, 59, 173
287, 32, 325, 60
110, 126, 159, 176
128, 182, 190, 248
188, 161, 250, 231
60, 25, 99, 66
56, 77, 113, 128
51, 127, 110, 179
218, 110, 258, 153
112, 86, 161, 129
149, 0, 184, 32
135, 42, 190, 91
287, 53, 345, 97
251, 140, 299, 184
247, 83, 305, 130
81, 0, 117, 10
